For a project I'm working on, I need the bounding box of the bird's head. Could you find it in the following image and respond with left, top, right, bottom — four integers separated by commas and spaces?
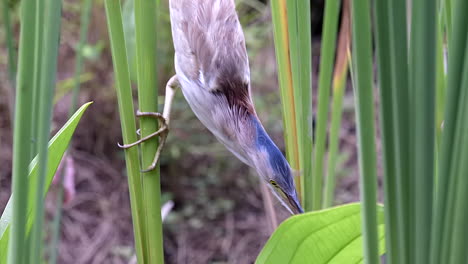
250, 117, 304, 214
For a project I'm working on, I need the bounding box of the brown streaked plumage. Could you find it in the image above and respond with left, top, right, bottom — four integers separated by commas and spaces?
167, 0, 303, 214
170, 0, 254, 114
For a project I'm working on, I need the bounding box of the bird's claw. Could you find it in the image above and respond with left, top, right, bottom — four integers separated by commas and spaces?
117, 110, 169, 172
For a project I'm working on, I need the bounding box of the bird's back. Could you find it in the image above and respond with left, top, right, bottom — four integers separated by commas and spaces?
169, 0, 252, 112
169, 0, 256, 165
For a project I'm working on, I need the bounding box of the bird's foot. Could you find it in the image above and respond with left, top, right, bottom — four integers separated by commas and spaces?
118, 110, 169, 172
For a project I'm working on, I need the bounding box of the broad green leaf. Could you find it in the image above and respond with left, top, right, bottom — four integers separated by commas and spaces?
256, 203, 385, 264
0, 102, 92, 263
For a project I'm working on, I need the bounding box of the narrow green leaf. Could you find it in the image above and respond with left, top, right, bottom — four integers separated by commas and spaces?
285, 0, 313, 211
373, 1, 400, 262
324, 0, 350, 208
312, 0, 341, 211
30, 0, 63, 260
7, 1, 37, 263
410, 0, 437, 263
256, 203, 385, 264
0, 102, 92, 264
350, 0, 380, 262
431, 0, 468, 262
270, 0, 301, 192
134, 0, 164, 261
104, 1, 146, 262
2, 0, 16, 87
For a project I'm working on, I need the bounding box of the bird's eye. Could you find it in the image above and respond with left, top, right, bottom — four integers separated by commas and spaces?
269, 180, 278, 187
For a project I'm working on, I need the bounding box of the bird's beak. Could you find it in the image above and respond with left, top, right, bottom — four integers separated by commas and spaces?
286, 192, 304, 214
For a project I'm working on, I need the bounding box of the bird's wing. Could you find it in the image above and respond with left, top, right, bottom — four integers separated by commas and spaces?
169, 0, 254, 114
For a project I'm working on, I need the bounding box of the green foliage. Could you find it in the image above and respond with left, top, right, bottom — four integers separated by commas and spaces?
257, 203, 385, 264
105, 0, 164, 262
0, 102, 92, 264
104, 1, 146, 262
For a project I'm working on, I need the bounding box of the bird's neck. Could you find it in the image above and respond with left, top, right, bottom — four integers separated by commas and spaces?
251, 117, 290, 176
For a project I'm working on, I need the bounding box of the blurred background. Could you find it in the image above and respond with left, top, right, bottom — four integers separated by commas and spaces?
0, 0, 368, 263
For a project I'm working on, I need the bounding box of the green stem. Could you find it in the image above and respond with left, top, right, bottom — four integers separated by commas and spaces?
410, 1, 437, 263
373, 1, 399, 262
7, 1, 37, 263
324, 1, 350, 208
285, 0, 313, 211
431, 0, 468, 262
350, 0, 380, 263
104, 1, 147, 262
29, 0, 63, 262
312, 0, 340, 211
134, 0, 164, 260
2, 0, 16, 88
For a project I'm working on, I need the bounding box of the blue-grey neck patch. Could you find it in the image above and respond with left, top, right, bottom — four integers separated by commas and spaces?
251, 116, 294, 192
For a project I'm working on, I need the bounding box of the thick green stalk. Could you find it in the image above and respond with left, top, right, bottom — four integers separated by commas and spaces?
104, 1, 146, 262
350, 1, 380, 263
285, 0, 313, 210
373, 1, 399, 262
410, 1, 437, 263
312, 0, 340, 211
29, 0, 63, 262
7, 1, 37, 264
134, 0, 164, 262
431, 0, 468, 262
324, 0, 350, 208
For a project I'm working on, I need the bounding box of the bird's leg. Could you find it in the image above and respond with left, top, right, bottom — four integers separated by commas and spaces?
118, 75, 179, 172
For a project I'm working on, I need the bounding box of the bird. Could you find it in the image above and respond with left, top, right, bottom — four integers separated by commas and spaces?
120, 0, 304, 214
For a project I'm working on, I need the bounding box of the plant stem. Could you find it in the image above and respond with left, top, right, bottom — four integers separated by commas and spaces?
312, 0, 340, 211
2, 0, 16, 88
431, 0, 468, 262
104, 1, 147, 262
324, 0, 350, 208
7, 1, 37, 263
134, 0, 164, 261
269, 0, 301, 200
29, 0, 63, 262
410, 1, 437, 263
373, 1, 400, 262
285, 0, 313, 211
350, 0, 380, 263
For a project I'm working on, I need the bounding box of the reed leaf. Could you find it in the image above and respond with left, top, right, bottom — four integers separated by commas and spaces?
104, 1, 146, 262
431, 0, 468, 262
1, 103, 91, 264
350, 0, 380, 262
269, 0, 301, 200
409, 1, 437, 263
134, 0, 164, 261
312, 0, 340, 211
324, 0, 350, 208
373, 1, 400, 262
7, 1, 37, 263
29, 0, 63, 261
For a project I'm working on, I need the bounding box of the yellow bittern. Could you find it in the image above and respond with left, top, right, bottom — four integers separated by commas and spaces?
120, 0, 304, 214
